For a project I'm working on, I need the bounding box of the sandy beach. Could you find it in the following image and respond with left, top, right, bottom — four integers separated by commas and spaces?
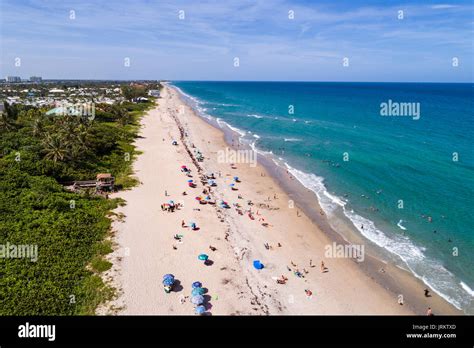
100, 85, 460, 315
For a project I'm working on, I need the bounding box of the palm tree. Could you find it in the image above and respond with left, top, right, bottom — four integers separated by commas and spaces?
69, 123, 89, 161
0, 102, 17, 131
42, 133, 69, 163
31, 116, 44, 136
114, 106, 132, 126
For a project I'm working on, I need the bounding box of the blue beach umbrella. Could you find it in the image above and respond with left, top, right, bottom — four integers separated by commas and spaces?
162, 277, 174, 286
198, 254, 209, 261
191, 295, 204, 305
187, 179, 193, 183
253, 260, 264, 270
195, 305, 206, 315
192, 287, 205, 296
162, 274, 175, 286
192, 281, 202, 289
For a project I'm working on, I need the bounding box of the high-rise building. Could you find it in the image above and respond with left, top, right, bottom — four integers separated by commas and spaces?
6, 76, 21, 83
30, 76, 42, 82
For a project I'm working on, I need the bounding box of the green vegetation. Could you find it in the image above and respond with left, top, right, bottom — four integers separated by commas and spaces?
0, 86, 155, 315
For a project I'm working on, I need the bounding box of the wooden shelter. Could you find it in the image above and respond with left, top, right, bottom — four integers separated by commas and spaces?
96, 173, 114, 191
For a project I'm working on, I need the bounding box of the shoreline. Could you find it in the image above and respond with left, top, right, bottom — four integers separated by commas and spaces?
170, 84, 462, 315
101, 85, 460, 315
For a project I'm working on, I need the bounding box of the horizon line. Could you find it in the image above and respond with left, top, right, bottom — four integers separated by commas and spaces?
1, 79, 473, 84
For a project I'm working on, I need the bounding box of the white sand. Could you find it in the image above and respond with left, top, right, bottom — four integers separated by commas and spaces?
101, 86, 414, 315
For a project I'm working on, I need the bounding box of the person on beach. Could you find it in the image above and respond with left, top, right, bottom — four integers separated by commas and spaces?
181, 220, 186, 228
427, 307, 433, 316
424, 289, 431, 297
294, 270, 304, 278
305, 289, 313, 298
321, 261, 325, 273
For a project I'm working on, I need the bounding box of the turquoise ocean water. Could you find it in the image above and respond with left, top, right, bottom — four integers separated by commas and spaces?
172, 81, 474, 313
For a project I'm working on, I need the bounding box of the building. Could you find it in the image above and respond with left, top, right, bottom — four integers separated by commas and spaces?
49, 88, 65, 93
6, 76, 21, 83
148, 89, 160, 97
30, 76, 42, 82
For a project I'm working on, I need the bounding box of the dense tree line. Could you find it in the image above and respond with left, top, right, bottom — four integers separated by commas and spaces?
0, 94, 154, 314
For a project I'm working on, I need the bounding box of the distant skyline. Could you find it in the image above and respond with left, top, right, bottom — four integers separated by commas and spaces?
0, 0, 472, 82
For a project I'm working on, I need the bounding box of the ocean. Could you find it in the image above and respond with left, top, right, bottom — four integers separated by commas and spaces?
171, 81, 474, 314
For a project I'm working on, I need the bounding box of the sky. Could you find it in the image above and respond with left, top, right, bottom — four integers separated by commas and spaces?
0, 0, 472, 82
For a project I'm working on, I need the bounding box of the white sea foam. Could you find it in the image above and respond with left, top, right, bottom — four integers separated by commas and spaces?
249, 141, 272, 156
284, 163, 343, 214
460, 282, 474, 297
284, 138, 302, 142
247, 114, 264, 119
283, 163, 470, 313
218, 103, 239, 107
225, 123, 246, 137
216, 118, 225, 128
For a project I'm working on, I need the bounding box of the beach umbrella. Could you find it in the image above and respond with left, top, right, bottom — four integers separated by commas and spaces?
187, 179, 193, 183
192, 281, 202, 289
195, 305, 206, 315
162, 277, 174, 286
181, 165, 187, 169
198, 254, 209, 261
229, 183, 235, 187
191, 295, 204, 305
253, 260, 264, 270
195, 196, 202, 201
234, 176, 239, 181
163, 275, 174, 281
192, 287, 205, 296
168, 200, 174, 205
162, 274, 175, 286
